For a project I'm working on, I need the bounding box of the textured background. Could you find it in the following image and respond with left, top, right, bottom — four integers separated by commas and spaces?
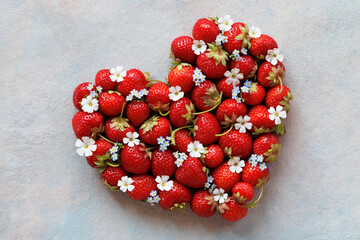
1, 0, 360, 239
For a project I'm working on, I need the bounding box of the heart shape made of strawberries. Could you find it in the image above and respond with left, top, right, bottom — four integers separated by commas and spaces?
72, 15, 293, 222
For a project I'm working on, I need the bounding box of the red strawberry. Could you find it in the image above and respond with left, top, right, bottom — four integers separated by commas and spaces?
230, 55, 257, 80
249, 34, 278, 59
192, 18, 220, 43
101, 166, 127, 189
175, 156, 207, 188
216, 77, 240, 98
212, 162, 241, 192
72, 111, 104, 139
152, 149, 177, 178
232, 182, 254, 203
98, 91, 126, 117
126, 100, 150, 127
95, 69, 117, 91
104, 117, 135, 142
86, 139, 113, 168
172, 129, 193, 153
139, 116, 171, 145
257, 61, 286, 88
127, 175, 157, 201
168, 64, 195, 93
193, 113, 221, 145
248, 105, 276, 134
159, 181, 192, 210
196, 44, 229, 79
223, 22, 250, 54
265, 85, 293, 111
190, 190, 216, 217
242, 161, 270, 187
116, 69, 148, 96
203, 144, 224, 168
191, 80, 221, 111
171, 36, 197, 63
73, 82, 93, 110
169, 97, 195, 128
242, 82, 266, 106
220, 197, 247, 222
120, 144, 151, 174
253, 133, 281, 163
216, 99, 247, 127
145, 82, 171, 112
219, 130, 252, 158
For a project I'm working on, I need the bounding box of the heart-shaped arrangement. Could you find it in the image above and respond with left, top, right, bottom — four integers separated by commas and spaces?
72, 15, 293, 222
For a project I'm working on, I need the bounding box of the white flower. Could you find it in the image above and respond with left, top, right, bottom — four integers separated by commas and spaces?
218, 15, 233, 32
117, 176, 134, 192
241, 86, 250, 93
156, 175, 173, 191
159, 145, 167, 152
87, 83, 94, 91
153, 195, 161, 203
244, 80, 252, 88
259, 162, 267, 171
234, 115, 252, 133
265, 48, 284, 65
166, 136, 172, 141
204, 182, 211, 188
89, 91, 97, 98
111, 153, 118, 161
192, 40, 207, 55
175, 158, 184, 167
130, 89, 138, 96
75, 137, 97, 157
179, 152, 187, 160
140, 89, 149, 96
210, 184, 216, 192
257, 155, 264, 162
135, 91, 142, 99
232, 49, 240, 57
194, 68, 201, 75
227, 157, 245, 173
187, 141, 205, 158
157, 136, 165, 145
110, 66, 126, 82
173, 151, 180, 159
224, 68, 243, 86
249, 26, 261, 38
146, 197, 154, 204
81, 95, 99, 113
207, 176, 214, 183
268, 105, 287, 125
96, 86, 103, 93
150, 190, 157, 197
126, 95, 133, 101
250, 154, 258, 162
235, 56, 242, 61
213, 188, 228, 204
241, 48, 248, 55
122, 132, 140, 147
169, 86, 184, 101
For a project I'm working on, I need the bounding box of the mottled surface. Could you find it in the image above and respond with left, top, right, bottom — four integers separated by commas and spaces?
1, 0, 359, 239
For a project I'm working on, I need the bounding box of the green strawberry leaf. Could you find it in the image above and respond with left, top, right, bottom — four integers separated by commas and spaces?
274, 123, 286, 135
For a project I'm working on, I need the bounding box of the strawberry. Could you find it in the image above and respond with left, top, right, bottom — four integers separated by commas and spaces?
120, 144, 151, 174
145, 82, 171, 113
168, 64, 195, 93
172, 129, 193, 153
242, 161, 270, 187
86, 139, 113, 168
220, 197, 247, 222
152, 149, 177, 178
190, 190, 216, 217
159, 181, 192, 210
219, 129, 252, 158
73, 82, 93, 110
253, 133, 281, 163
125, 100, 150, 127
101, 166, 127, 190
230, 55, 257, 80
216, 77, 240, 98
216, 99, 247, 127
95, 69, 117, 91
257, 61, 286, 88
175, 156, 207, 188
104, 117, 135, 142
169, 97, 195, 128
202, 144, 224, 168
223, 22, 250, 54
249, 34, 278, 59
248, 105, 276, 134
193, 113, 221, 146
242, 82, 266, 106
127, 175, 157, 201
72, 111, 104, 139
196, 43, 229, 79
191, 80, 221, 111
232, 182, 254, 203
170, 36, 197, 63
192, 18, 219, 43
212, 162, 241, 192
139, 116, 171, 145
98, 91, 126, 117
116, 69, 148, 96
265, 85, 293, 111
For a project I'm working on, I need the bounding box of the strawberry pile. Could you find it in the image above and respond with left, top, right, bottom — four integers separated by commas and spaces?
72, 15, 293, 222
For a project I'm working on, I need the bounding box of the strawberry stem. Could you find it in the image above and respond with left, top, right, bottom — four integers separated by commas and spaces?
277, 76, 283, 93
119, 103, 126, 119
193, 91, 223, 115
98, 134, 116, 144
243, 186, 264, 208
215, 123, 234, 137
159, 109, 170, 116
107, 162, 120, 168
171, 125, 193, 145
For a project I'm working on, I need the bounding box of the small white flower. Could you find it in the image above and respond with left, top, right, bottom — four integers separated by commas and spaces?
187, 141, 205, 158
235, 56, 242, 61
249, 26, 261, 38
126, 95, 133, 101
140, 89, 149, 96
111, 153, 118, 161
228, 157, 245, 173
222, 35, 228, 43
244, 80, 252, 88
110, 66, 126, 82
200, 74, 206, 81
150, 190, 157, 197
169, 86, 184, 101
81, 95, 99, 113
215, 38, 222, 46
192, 40, 207, 55
96, 86, 103, 93
159, 145, 167, 152
213, 188, 228, 204
204, 182, 211, 188
75, 137, 97, 157
218, 15, 233, 32
207, 176, 214, 183
241, 48, 248, 55
234, 115, 252, 133
163, 141, 170, 147
232, 86, 240, 94
250, 154, 258, 162
265, 48, 284, 65
153, 195, 161, 203
146, 197, 154, 204
166, 136, 172, 141
157, 136, 165, 145
232, 49, 240, 57
179, 152, 187, 160
89, 91, 97, 98
194, 80, 201, 86
235, 97, 242, 103
210, 184, 216, 192
87, 83, 94, 91
117, 176, 135, 192
257, 155, 264, 163
156, 175, 173, 191
194, 68, 201, 75
109, 146, 118, 154
173, 151, 180, 159
130, 89, 138, 96
175, 158, 184, 167
251, 161, 258, 167
241, 86, 250, 93
135, 91, 142, 99
122, 132, 140, 147
259, 162, 267, 171
224, 68, 243, 86
268, 105, 287, 125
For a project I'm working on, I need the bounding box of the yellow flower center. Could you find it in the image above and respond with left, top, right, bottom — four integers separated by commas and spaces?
175, 92, 178, 95
273, 54, 277, 57
161, 183, 165, 186
275, 113, 279, 117
241, 121, 245, 125
130, 138, 133, 141
89, 103, 92, 106
84, 145, 88, 148
197, 44, 201, 48
125, 183, 128, 187
232, 74, 236, 78
117, 74, 120, 77
194, 148, 198, 151
234, 163, 238, 166
226, 22, 229, 25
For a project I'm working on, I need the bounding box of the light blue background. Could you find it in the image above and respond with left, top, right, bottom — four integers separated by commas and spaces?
1, 0, 359, 239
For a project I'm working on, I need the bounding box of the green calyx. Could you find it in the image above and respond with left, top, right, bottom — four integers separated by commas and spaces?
206, 43, 229, 66
255, 177, 269, 188
181, 102, 196, 122
280, 92, 293, 111
95, 152, 120, 172
233, 192, 247, 203
242, 186, 264, 208
274, 123, 286, 135
249, 82, 258, 94
202, 84, 221, 108
110, 117, 130, 131
235, 24, 251, 49
171, 62, 192, 71
264, 143, 282, 163
208, 16, 220, 25
170, 202, 187, 211
102, 179, 119, 191
252, 126, 274, 135
139, 115, 160, 134
266, 65, 286, 87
